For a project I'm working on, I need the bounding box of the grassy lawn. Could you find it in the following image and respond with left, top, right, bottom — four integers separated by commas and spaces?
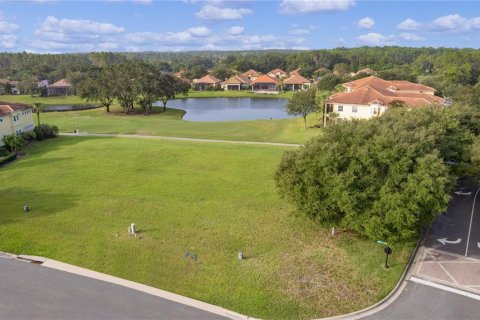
1, 95, 319, 144
0, 137, 414, 319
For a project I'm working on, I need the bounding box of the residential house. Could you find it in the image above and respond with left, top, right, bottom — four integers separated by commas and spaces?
289, 68, 301, 77
324, 76, 444, 125
267, 68, 287, 79
0, 102, 35, 146
251, 75, 280, 94
0, 79, 20, 94
193, 75, 221, 91
241, 69, 261, 81
283, 75, 312, 91
221, 75, 251, 90
47, 79, 74, 96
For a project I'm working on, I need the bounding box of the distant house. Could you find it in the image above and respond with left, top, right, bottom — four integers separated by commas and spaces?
193, 75, 221, 91
355, 68, 377, 76
251, 75, 280, 94
283, 75, 312, 91
267, 68, 287, 79
0, 79, 20, 95
324, 76, 444, 125
221, 76, 251, 90
0, 102, 35, 146
47, 79, 74, 96
289, 68, 301, 77
241, 69, 262, 81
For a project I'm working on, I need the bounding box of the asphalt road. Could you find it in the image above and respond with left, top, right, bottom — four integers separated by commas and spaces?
0, 258, 229, 320
365, 281, 480, 320
423, 183, 480, 259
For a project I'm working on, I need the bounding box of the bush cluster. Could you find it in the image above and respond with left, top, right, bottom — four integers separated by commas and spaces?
275, 105, 480, 242
33, 124, 59, 141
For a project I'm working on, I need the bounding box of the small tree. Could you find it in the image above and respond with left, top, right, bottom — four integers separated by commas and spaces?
285, 87, 318, 129
2, 134, 25, 153
388, 99, 407, 108
31, 102, 45, 125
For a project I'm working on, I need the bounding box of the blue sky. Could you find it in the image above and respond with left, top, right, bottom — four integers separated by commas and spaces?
0, 0, 479, 53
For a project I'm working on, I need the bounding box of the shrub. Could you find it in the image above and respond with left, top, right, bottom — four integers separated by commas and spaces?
34, 124, 59, 141
2, 134, 25, 153
20, 130, 36, 142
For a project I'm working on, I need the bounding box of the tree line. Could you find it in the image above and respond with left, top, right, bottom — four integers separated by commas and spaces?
1, 47, 479, 102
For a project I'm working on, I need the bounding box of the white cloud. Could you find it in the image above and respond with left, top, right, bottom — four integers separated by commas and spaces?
356, 33, 395, 46
196, 5, 252, 20
357, 17, 374, 29
125, 31, 192, 44
0, 13, 19, 49
289, 24, 311, 35
187, 26, 211, 36
397, 18, 422, 30
432, 14, 466, 31
37, 16, 124, 34
398, 32, 424, 41
227, 26, 244, 35
0, 35, 17, 49
31, 16, 125, 52
0, 20, 19, 34
279, 0, 355, 15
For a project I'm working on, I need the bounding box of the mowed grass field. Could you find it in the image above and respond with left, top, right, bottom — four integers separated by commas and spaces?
0, 95, 319, 144
0, 137, 414, 319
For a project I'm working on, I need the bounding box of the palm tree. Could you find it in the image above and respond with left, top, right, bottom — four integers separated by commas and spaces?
32, 102, 45, 126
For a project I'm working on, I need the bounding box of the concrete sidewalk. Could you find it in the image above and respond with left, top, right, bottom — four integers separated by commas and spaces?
60, 132, 304, 148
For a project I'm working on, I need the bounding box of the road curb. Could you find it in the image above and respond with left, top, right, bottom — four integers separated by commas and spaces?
0, 252, 257, 320
316, 236, 424, 320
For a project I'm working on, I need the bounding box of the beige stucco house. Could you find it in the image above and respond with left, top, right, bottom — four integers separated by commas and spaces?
0, 102, 35, 146
324, 76, 444, 125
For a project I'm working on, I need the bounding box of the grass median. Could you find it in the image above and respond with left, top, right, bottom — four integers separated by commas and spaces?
0, 136, 414, 319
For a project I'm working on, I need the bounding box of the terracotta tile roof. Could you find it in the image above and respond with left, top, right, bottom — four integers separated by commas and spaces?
193, 74, 221, 84
284, 74, 311, 85
326, 86, 444, 107
268, 68, 287, 75
343, 76, 436, 93
0, 102, 31, 117
251, 74, 280, 84
388, 80, 435, 92
222, 75, 251, 85
343, 76, 392, 91
289, 68, 301, 76
241, 69, 261, 77
178, 77, 192, 84
49, 79, 71, 88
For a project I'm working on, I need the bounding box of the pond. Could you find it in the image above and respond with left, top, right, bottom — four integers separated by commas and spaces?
158, 98, 290, 122
44, 104, 100, 112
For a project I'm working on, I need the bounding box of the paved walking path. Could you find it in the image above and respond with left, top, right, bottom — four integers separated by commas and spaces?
60, 132, 304, 147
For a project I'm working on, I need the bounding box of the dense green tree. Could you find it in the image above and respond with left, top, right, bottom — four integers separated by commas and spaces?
2, 134, 25, 153
317, 74, 342, 91
275, 106, 480, 242
285, 87, 317, 129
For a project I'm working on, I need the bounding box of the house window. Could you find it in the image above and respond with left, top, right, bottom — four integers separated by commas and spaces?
352, 106, 358, 113
337, 105, 343, 112
372, 107, 378, 115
